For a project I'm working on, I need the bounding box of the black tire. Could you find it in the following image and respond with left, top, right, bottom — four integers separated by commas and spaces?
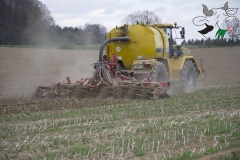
181, 60, 197, 92
151, 61, 169, 82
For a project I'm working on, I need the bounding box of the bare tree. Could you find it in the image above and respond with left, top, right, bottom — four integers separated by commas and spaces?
123, 10, 161, 25
0, 0, 108, 45
83, 24, 107, 44
0, 0, 55, 45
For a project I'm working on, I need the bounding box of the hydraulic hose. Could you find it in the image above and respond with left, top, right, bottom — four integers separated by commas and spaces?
99, 36, 130, 62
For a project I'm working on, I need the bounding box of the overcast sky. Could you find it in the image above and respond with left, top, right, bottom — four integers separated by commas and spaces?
40, 0, 240, 42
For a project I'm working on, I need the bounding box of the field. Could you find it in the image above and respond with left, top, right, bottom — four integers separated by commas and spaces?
0, 44, 101, 50
0, 47, 240, 159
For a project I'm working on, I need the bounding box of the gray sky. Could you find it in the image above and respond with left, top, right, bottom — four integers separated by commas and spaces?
40, 0, 240, 42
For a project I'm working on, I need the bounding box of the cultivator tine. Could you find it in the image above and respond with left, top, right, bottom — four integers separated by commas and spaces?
111, 85, 158, 100
149, 88, 159, 99
126, 87, 136, 99
85, 89, 99, 98
126, 86, 141, 99
36, 82, 169, 100
140, 89, 150, 99
36, 86, 51, 97
61, 86, 74, 96
115, 86, 129, 98
45, 88, 55, 98
72, 86, 85, 98
36, 87, 43, 97
97, 86, 114, 99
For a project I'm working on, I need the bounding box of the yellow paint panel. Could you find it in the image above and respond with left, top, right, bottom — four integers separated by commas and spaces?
107, 25, 163, 69
168, 56, 199, 81
155, 28, 169, 58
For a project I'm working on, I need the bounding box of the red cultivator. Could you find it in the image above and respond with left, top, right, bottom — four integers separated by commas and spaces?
36, 53, 170, 100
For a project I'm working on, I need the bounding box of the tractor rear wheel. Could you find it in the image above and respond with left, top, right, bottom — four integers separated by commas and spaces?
151, 61, 169, 82
181, 60, 197, 92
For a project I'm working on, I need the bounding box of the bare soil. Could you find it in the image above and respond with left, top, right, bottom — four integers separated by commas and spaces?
0, 47, 96, 97
0, 46, 239, 112
1, 46, 240, 97
189, 46, 240, 87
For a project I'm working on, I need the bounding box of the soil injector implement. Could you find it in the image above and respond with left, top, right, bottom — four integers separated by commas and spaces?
36, 22, 204, 99
36, 51, 170, 99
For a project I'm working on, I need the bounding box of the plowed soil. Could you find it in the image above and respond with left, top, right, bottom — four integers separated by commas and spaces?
0, 47, 96, 97
189, 47, 240, 87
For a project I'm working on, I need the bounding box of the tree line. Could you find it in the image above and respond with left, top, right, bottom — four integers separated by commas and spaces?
181, 38, 240, 47
1, 0, 240, 47
0, 0, 107, 45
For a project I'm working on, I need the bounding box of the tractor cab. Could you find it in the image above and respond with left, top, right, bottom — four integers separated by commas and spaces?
160, 22, 186, 58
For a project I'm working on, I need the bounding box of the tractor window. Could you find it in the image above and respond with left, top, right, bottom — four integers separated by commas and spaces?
164, 28, 173, 45
165, 28, 172, 39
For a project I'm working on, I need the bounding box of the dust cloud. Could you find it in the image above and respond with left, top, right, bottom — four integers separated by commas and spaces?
0, 47, 98, 98
167, 82, 185, 95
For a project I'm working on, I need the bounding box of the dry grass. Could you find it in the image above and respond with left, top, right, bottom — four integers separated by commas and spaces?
0, 86, 239, 159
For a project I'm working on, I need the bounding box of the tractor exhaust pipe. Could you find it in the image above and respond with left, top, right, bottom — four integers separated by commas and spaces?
99, 36, 130, 62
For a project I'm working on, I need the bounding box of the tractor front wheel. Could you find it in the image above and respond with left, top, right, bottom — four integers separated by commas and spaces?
181, 60, 197, 92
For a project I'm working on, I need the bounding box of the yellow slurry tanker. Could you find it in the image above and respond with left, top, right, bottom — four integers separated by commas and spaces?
36, 22, 204, 99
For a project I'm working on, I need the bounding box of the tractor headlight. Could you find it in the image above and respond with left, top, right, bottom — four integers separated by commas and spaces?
183, 49, 190, 55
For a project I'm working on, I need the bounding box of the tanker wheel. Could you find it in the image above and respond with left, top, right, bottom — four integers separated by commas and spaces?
151, 61, 169, 82
181, 60, 197, 92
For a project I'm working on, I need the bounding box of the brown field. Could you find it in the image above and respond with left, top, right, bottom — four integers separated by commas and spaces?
190, 47, 240, 88
0, 46, 240, 97
0, 47, 239, 159
0, 48, 97, 97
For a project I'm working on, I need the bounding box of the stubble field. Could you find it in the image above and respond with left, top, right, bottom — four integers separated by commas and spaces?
0, 47, 240, 159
